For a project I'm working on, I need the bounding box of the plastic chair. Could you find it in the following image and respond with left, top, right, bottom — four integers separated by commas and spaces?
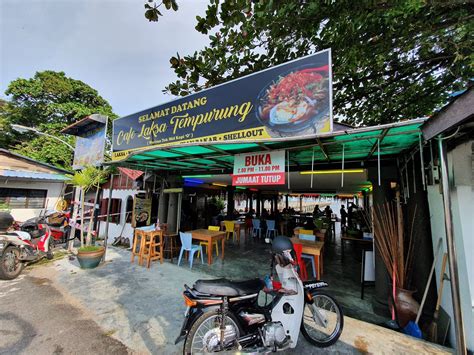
198, 226, 219, 258
293, 243, 308, 281
294, 242, 317, 279
265, 220, 277, 240
252, 219, 262, 238
177, 232, 203, 268
224, 221, 236, 241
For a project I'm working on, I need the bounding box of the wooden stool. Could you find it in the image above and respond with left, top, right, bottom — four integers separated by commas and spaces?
163, 233, 178, 262
131, 229, 146, 264
141, 230, 164, 268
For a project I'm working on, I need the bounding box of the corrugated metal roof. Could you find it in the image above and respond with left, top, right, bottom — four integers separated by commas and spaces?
0, 169, 67, 181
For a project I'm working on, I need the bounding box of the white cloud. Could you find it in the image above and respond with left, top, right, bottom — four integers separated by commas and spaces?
0, 0, 210, 116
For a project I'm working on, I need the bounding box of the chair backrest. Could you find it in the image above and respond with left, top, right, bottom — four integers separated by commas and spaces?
252, 219, 260, 228
208, 226, 220, 231
179, 232, 193, 250
224, 221, 235, 232
266, 220, 276, 230
299, 233, 316, 242
293, 242, 304, 263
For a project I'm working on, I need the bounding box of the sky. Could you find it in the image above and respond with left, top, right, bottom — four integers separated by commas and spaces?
0, 0, 210, 117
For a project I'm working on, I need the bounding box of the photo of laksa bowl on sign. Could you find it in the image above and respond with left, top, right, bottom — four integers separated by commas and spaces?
232, 150, 286, 186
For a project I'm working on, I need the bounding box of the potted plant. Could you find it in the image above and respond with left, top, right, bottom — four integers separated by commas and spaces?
66, 166, 110, 269
372, 194, 418, 327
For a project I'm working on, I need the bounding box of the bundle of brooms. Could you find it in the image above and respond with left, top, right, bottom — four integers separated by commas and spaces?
372, 198, 417, 291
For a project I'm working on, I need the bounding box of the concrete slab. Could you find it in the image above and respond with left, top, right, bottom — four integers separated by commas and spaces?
31, 247, 452, 354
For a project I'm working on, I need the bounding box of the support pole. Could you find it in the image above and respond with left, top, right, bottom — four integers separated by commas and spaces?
419, 133, 426, 190
103, 174, 114, 262
287, 150, 291, 190
310, 147, 315, 189
438, 137, 466, 355
341, 143, 345, 187
377, 138, 381, 186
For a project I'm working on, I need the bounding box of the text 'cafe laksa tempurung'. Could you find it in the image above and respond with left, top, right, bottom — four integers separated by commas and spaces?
111, 49, 333, 161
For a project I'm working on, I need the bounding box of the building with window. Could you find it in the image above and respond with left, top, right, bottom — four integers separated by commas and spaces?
0, 149, 69, 222
98, 167, 145, 243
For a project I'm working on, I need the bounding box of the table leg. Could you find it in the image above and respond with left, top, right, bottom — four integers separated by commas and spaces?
314, 255, 320, 280
221, 237, 225, 260
208, 237, 212, 265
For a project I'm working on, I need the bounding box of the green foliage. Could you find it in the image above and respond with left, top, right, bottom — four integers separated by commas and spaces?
2, 71, 117, 170
160, 1, 474, 126
78, 245, 103, 252
66, 165, 110, 192
0, 202, 10, 212
144, 0, 178, 22
209, 196, 225, 212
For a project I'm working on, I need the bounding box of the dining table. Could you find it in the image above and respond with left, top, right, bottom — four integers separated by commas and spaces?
291, 237, 325, 279
189, 229, 226, 265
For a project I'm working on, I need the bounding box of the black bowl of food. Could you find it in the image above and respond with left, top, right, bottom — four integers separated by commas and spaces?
256, 64, 331, 135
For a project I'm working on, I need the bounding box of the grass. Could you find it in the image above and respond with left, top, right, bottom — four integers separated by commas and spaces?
30, 250, 68, 267
78, 245, 103, 252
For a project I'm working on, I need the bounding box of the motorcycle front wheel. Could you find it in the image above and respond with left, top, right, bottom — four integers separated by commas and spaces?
301, 291, 344, 347
183, 310, 241, 354
0, 246, 24, 280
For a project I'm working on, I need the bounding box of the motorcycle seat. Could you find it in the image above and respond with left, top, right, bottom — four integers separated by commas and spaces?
194, 278, 264, 297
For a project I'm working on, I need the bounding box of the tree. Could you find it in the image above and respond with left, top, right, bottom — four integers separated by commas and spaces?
154, 1, 473, 126
65, 166, 110, 248
2, 71, 117, 170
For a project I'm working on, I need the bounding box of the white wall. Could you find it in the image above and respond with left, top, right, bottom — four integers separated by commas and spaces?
97, 188, 137, 243
427, 140, 474, 351
0, 178, 65, 222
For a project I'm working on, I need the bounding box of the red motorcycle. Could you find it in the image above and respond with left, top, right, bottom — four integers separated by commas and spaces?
0, 212, 53, 280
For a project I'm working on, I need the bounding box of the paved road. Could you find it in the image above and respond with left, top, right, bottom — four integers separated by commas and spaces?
0, 271, 129, 355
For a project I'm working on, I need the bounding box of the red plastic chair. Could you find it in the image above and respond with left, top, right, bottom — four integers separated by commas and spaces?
293, 243, 308, 281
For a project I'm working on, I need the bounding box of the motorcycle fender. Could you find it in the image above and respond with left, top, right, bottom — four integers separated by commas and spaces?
174, 306, 219, 345
303, 280, 329, 303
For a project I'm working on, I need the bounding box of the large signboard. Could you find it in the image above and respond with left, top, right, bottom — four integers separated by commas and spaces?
232, 150, 286, 186
73, 125, 107, 170
112, 49, 332, 161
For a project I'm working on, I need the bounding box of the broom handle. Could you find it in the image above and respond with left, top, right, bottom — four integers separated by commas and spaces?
416, 238, 442, 324
435, 253, 448, 312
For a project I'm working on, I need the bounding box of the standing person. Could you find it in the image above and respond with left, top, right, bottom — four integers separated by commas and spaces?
347, 203, 354, 228
312, 205, 322, 217
340, 205, 347, 232
324, 205, 332, 220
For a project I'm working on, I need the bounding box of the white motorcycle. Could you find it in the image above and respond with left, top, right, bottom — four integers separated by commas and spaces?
175, 236, 343, 353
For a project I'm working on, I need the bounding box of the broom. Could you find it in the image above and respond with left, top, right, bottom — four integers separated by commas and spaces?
427, 253, 448, 343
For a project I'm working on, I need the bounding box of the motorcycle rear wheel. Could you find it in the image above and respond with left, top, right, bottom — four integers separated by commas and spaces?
0, 246, 24, 280
301, 291, 344, 347
183, 310, 241, 355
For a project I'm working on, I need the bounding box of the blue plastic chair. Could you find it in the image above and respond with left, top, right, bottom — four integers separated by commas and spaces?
265, 220, 277, 240
302, 254, 317, 278
178, 232, 203, 268
252, 219, 262, 238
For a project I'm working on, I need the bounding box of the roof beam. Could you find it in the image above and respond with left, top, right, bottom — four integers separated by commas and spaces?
365, 128, 389, 161
316, 137, 330, 162
161, 147, 231, 168
256, 142, 270, 151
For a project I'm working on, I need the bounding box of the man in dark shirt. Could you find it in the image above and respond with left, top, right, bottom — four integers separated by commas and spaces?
340, 205, 347, 231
